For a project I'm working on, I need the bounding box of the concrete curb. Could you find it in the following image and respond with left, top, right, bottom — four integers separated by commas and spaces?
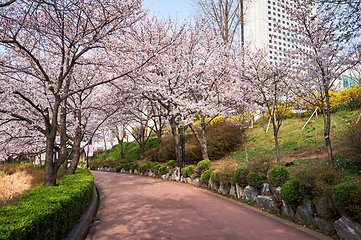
64, 185, 99, 240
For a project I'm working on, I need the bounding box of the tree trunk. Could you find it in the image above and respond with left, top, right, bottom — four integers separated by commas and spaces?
170, 117, 180, 162
117, 136, 124, 161
188, 117, 209, 160
60, 101, 68, 171
67, 144, 80, 175
274, 129, 280, 164
104, 134, 107, 159
324, 91, 333, 168
243, 132, 248, 162
43, 132, 57, 187
157, 130, 162, 160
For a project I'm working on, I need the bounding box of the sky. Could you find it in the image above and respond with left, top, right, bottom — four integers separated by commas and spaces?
142, 0, 195, 23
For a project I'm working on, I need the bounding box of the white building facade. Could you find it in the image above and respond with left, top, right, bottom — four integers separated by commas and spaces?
241, 0, 315, 66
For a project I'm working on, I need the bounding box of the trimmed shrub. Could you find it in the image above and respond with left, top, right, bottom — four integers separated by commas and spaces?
234, 166, 250, 188
159, 166, 168, 175
115, 166, 122, 172
139, 165, 147, 174
210, 169, 217, 182
268, 167, 290, 187
181, 166, 194, 178
197, 160, 211, 174
201, 170, 211, 184
281, 180, 304, 211
129, 163, 139, 171
168, 160, 175, 169
332, 181, 361, 223
246, 172, 264, 189
0, 169, 93, 240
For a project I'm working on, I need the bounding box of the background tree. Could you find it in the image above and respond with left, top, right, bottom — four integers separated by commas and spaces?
242, 48, 290, 163
286, 0, 361, 168
192, 0, 242, 47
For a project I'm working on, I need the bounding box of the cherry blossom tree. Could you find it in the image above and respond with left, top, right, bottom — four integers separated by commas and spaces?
241, 47, 291, 163
286, 0, 361, 167
0, 0, 146, 186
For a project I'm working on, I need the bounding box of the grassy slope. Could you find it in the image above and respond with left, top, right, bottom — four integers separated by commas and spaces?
226, 110, 361, 164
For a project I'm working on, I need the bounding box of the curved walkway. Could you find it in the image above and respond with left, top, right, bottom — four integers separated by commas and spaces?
86, 171, 329, 240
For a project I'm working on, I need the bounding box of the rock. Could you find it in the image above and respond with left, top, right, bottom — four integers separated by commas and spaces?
218, 184, 230, 195
134, 169, 139, 175
162, 174, 166, 179
235, 183, 244, 199
208, 178, 219, 191
314, 217, 334, 231
261, 183, 271, 196
256, 196, 279, 213
314, 197, 339, 220
275, 186, 281, 194
281, 200, 295, 218
201, 183, 208, 188
229, 185, 236, 197
244, 186, 258, 201
120, 168, 125, 173
193, 178, 202, 187
334, 216, 361, 240
295, 200, 315, 225
165, 173, 169, 179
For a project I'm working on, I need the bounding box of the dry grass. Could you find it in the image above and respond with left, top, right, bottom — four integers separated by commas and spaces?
0, 171, 32, 202
0, 164, 48, 207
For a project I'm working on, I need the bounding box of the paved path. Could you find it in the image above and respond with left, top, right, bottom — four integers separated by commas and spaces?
86, 171, 326, 240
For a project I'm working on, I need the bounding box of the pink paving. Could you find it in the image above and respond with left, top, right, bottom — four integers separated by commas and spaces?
86, 171, 329, 240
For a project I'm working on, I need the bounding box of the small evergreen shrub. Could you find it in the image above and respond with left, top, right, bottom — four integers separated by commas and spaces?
130, 163, 139, 171
246, 172, 264, 189
168, 160, 175, 169
139, 165, 147, 174
197, 160, 211, 174
281, 180, 304, 211
181, 166, 194, 178
234, 166, 250, 187
159, 166, 168, 175
115, 166, 122, 172
268, 167, 290, 187
211, 169, 219, 183
332, 181, 361, 223
201, 170, 211, 184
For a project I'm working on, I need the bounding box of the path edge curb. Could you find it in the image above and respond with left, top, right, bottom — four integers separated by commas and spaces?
64, 184, 99, 240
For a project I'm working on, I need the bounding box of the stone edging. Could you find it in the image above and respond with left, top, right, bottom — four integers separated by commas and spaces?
64, 185, 99, 240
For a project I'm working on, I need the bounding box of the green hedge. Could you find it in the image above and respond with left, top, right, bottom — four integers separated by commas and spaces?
0, 169, 94, 240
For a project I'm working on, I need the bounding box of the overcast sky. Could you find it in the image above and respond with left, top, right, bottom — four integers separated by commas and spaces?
142, 0, 195, 23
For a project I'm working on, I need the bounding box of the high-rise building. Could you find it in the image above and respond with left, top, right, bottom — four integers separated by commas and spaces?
240, 0, 314, 66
